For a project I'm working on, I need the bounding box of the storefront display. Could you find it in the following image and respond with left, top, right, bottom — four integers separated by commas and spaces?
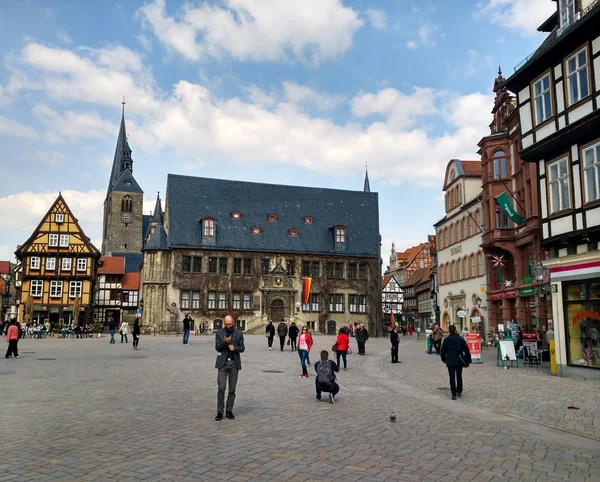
564, 281, 600, 369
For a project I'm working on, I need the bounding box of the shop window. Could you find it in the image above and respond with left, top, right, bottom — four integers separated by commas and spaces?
564, 280, 600, 369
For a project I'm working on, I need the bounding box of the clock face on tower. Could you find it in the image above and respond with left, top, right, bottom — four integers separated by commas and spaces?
274, 276, 284, 288
122, 213, 132, 223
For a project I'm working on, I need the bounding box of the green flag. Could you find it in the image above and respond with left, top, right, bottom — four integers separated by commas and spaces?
495, 191, 524, 225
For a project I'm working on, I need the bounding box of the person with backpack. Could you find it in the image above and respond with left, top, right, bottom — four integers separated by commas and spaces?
277, 320, 288, 351
440, 325, 472, 400
297, 325, 313, 378
315, 350, 340, 403
5, 319, 20, 359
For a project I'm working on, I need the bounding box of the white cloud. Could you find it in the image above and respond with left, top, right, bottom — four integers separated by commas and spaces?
32, 104, 116, 143
406, 40, 418, 50
11, 42, 493, 188
0, 114, 38, 138
36, 149, 67, 167
0, 190, 105, 251
475, 0, 556, 36
366, 9, 387, 30
282, 82, 343, 111
406, 23, 439, 49
138, 0, 364, 66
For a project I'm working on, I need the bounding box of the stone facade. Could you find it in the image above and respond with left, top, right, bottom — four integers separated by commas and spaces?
102, 191, 144, 254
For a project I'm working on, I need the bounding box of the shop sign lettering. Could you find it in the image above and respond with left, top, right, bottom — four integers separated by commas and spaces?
572, 310, 600, 325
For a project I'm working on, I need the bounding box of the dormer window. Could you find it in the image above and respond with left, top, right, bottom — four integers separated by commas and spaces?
304, 216, 314, 224
202, 217, 216, 244
232, 211, 242, 220
252, 226, 262, 235
268, 214, 278, 222
289, 228, 299, 237
559, 0, 576, 29
335, 227, 346, 244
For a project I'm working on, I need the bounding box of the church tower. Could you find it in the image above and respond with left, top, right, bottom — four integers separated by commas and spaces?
101, 100, 144, 254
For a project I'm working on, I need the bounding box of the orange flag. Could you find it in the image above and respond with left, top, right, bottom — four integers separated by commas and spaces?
303, 277, 312, 304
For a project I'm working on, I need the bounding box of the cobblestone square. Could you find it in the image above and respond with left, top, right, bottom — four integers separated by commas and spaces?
1, 333, 599, 481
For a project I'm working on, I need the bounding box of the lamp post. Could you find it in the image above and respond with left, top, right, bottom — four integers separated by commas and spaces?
533, 261, 547, 328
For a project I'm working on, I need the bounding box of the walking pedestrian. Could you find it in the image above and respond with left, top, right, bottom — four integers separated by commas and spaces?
417, 326, 421, 340
265, 320, 275, 350
429, 324, 443, 354
4, 319, 20, 359
132, 319, 141, 350
120, 320, 129, 343
440, 325, 472, 400
355, 322, 369, 355
390, 325, 400, 363
315, 350, 340, 404
335, 327, 350, 370
297, 325, 313, 378
183, 314, 192, 345
289, 322, 299, 351
215, 315, 245, 421
277, 320, 288, 351
408, 325, 413, 336
108, 318, 116, 344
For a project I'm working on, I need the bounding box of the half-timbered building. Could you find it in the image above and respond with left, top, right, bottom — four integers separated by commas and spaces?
15, 194, 101, 325
504, 0, 600, 379
381, 275, 403, 321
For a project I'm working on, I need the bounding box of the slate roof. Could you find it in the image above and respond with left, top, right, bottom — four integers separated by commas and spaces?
144, 224, 170, 251
165, 174, 380, 257
111, 169, 143, 194
108, 252, 143, 273
142, 214, 151, 244
151, 193, 163, 224
107, 108, 142, 197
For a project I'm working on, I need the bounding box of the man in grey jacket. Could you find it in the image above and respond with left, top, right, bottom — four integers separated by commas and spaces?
215, 315, 245, 421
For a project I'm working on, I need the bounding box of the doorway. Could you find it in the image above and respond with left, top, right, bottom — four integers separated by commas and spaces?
270, 299, 285, 322
327, 320, 337, 335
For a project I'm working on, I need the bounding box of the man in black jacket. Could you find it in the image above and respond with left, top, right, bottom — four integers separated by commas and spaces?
355, 323, 369, 355
390, 326, 400, 363
440, 325, 472, 400
277, 320, 288, 351
215, 315, 245, 420
265, 320, 275, 350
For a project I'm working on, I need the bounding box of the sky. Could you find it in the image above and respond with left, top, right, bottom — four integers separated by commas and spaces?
0, 0, 556, 265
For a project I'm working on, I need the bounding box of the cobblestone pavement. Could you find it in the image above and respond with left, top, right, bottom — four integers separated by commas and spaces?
1, 333, 599, 481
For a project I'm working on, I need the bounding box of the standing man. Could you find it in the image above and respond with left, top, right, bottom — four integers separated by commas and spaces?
265, 320, 275, 350
390, 325, 400, 363
277, 319, 288, 351
215, 315, 245, 421
108, 318, 117, 344
440, 325, 471, 400
355, 322, 369, 356
183, 314, 192, 345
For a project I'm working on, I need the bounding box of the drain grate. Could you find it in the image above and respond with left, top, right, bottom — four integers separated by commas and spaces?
37, 358, 57, 361
262, 370, 284, 373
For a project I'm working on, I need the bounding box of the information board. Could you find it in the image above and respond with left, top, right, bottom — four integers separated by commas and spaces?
497, 339, 518, 367
522, 339, 538, 359
466, 333, 481, 361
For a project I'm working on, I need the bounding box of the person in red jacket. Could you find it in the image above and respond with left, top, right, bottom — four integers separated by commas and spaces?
5, 319, 20, 359
335, 327, 350, 371
297, 326, 313, 378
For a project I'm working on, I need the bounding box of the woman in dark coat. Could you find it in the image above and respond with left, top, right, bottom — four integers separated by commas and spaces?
265, 321, 276, 350
288, 322, 299, 351
440, 325, 471, 400
132, 319, 141, 350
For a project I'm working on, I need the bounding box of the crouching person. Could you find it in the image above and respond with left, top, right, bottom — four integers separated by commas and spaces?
315, 350, 340, 404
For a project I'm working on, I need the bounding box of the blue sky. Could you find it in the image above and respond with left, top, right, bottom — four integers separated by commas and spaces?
0, 0, 555, 264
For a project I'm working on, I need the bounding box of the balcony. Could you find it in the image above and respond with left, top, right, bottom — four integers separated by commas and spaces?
482, 229, 515, 246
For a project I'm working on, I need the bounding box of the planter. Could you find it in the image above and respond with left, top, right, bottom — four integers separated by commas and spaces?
53, 333, 60, 339
93, 333, 99, 338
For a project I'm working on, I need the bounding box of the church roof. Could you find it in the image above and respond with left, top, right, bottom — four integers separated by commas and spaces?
111, 169, 143, 194
363, 169, 370, 193
142, 214, 152, 244
151, 193, 163, 223
165, 174, 380, 257
106, 106, 142, 197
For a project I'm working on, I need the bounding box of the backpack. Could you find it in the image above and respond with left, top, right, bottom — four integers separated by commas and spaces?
316, 361, 333, 384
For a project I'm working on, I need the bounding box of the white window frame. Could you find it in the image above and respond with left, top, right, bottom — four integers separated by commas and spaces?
207, 292, 216, 309
559, 0, 576, 29
61, 257, 72, 271
48, 233, 59, 247
218, 292, 227, 309
50, 280, 62, 298
583, 141, 600, 204
30, 280, 43, 297
30, 256, 40, 270
204, 219, 215, 237
358, 295, 367, 313
548, 157, 571, 214
59, 234, 69, 247
46, 257, 56, 271
232, 293, 241, 310
533, 73, 552, 125
566, 47, 589, 106
243, 293, 251, 310
180, 291, 190, 309
69, 281, 82, 298
191, 291, 200, 309
77, 258, 87, 272
335, 228, 346, 244
55, 213, 64, 223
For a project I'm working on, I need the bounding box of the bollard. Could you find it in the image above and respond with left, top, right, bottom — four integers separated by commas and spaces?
549, 339, 557, 375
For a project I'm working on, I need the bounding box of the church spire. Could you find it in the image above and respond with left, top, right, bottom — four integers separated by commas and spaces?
151, 191, 163, 224
107, 99, 135, 197
363, 164, 371, 193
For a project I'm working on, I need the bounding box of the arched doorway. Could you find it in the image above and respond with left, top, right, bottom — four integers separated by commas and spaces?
270, 299, 285, 322
212, 318, 223, 331
442, 311, 450, 331
327, 320, 337, 335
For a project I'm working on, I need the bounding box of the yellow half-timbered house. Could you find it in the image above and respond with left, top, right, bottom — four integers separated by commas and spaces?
15, 193, 101, 326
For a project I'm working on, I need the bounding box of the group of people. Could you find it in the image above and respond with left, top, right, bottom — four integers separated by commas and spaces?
107, 318, 141, 349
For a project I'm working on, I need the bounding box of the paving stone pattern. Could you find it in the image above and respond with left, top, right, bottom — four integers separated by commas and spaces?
1, 333, 599, 481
